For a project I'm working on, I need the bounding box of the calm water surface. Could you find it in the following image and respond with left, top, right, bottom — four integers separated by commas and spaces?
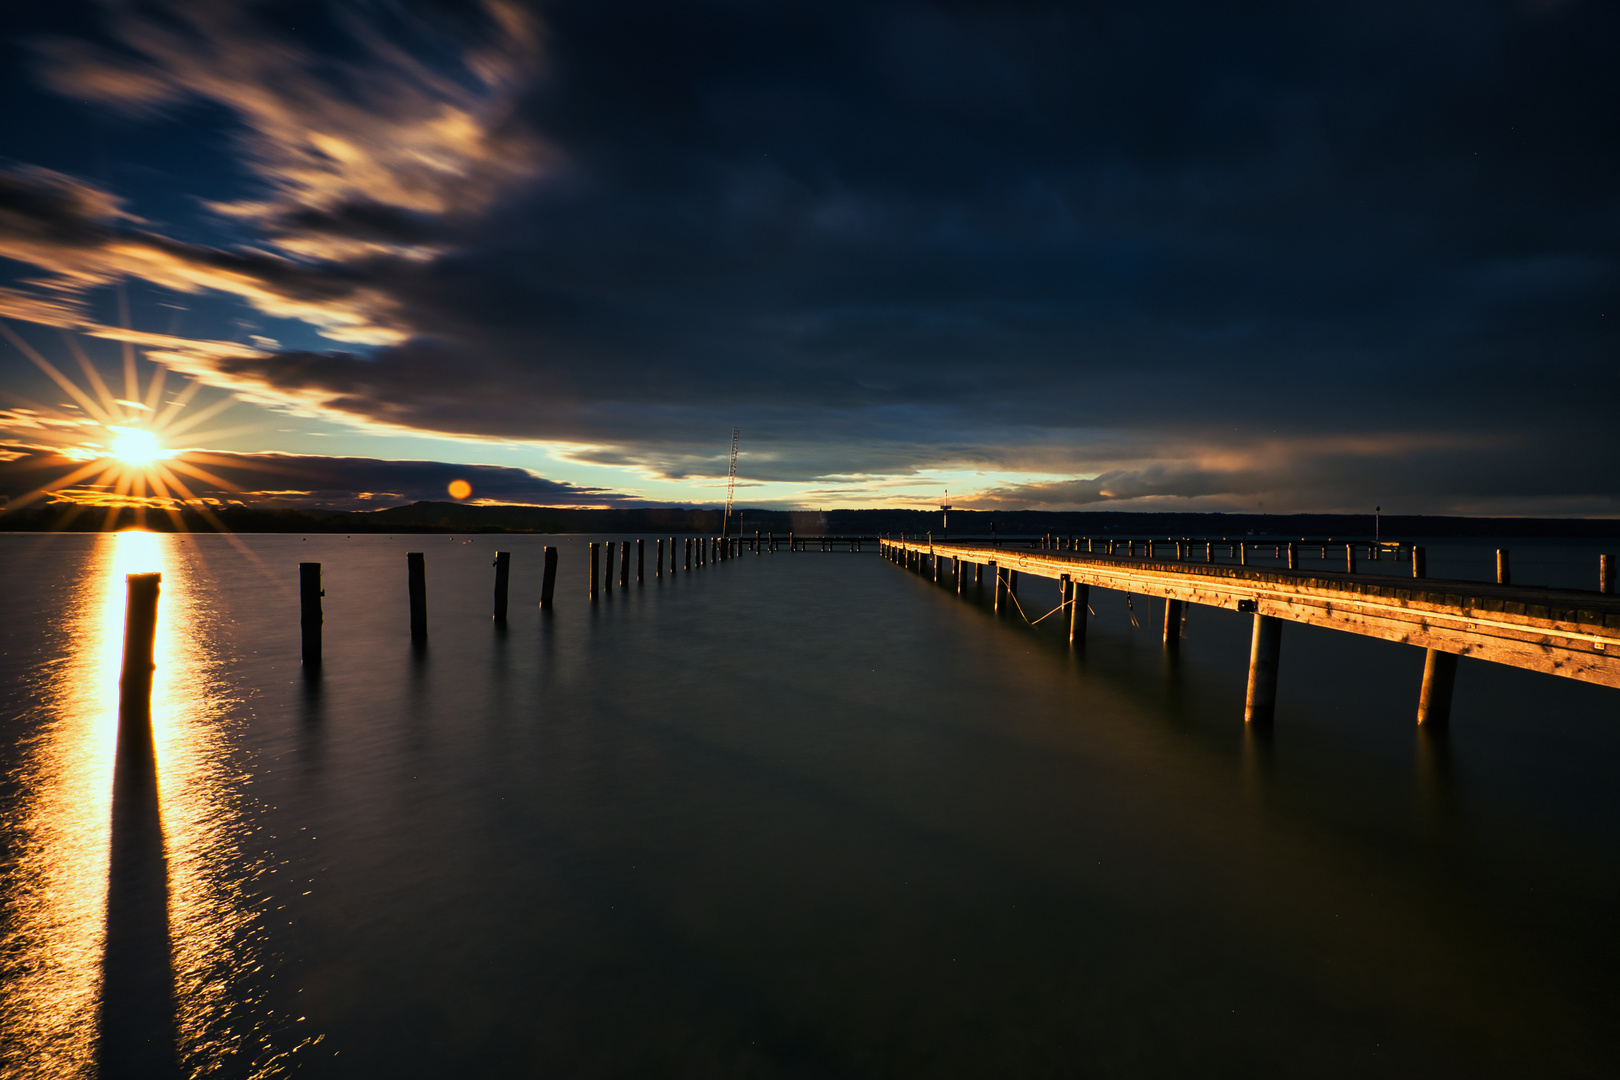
1, 531, 1617, 1078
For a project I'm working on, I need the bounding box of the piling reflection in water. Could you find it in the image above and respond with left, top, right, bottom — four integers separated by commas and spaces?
0, 531, 289, 1078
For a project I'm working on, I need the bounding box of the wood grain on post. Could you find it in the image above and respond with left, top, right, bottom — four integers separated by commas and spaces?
1417, 648, 1459, 726
120, 572, 161, 720
1163, 598, 1183, 652
408, 553, 427, 641
493, 552, 510, 622
300, 562, 322, 667
540, 546, 558, 608
1244, 614, 1282, 725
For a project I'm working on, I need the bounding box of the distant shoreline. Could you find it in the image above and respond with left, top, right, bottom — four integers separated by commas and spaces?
2, 501, 1617, 539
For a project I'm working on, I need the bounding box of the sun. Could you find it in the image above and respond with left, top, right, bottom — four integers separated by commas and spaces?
109, 427, 167, 466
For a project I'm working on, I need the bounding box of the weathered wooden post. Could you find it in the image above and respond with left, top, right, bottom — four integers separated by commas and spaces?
684, 538, 692, 570
1163, 598, 1183, 652
670, 538, 677, 573
1070, 582, 1088, 646
755, 530, 760, 553
120, 572, 161, 722
1008, 569, 1019, 596
1413, 546, 1427, 579
1496, 549, 1511, 586
408, 553, 427, 641
655, 538, 664, 577
1345, 544, 1357, 574
1286, 543, 1297, 570
620, 541, 630, 586
1602, 554, 1613, 595
975, 562, 983, 586
493, 551, 510, 623
604, 542, 616, 593
789, 531, 796, 552
589, 542, 600, 600
540, 546, 558, 608
300, 562, 322, 667
768, 531, 775, 552
1205, 541, 1213, 563
1244, 614, 1282, 725
1238, 542, 1247, 566
637, 539, 645, 582
1416, 649, 1459, 726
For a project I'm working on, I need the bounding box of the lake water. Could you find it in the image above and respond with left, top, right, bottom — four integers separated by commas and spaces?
1, 530, 1617, 1078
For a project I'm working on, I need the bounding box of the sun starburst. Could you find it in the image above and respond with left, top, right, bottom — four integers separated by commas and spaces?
0, 318, 275, 532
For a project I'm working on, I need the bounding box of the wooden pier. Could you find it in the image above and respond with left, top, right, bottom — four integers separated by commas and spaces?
882, 537, 1620, 724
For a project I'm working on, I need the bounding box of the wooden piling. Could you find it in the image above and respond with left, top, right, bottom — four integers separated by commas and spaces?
590, 542, 600, 600
540, 546, 558, 608
685, 538, 692, 570
655, 538, 664, 577
1345, 544, 1357, 574
300, 562, 322, 667
493, 551, 510, 623
1070, 582, 1088, 646
120, 572, 161, 718
1413, 546, 1427, 579
956, 557, 965, 593
1205, 541, 1213, 563
1286, 543, 1297, 570
620, 541, 630, 586
1496, 549, 1511, 586
993, 564, 1004, 612
408, 553, 427, 641
789, 531, 796, 552
670, 538, 677, 573
604, 542, 616, 593
975, 562, 984, 586
1238, 542, 1247, 566
1163, 598, 1183, 651
637, 539, 645, 582
1602, 554, 1613, 595
1244, 614, 1282, 725
1008, 569, 1018, 596
1417, 649, 1459, 726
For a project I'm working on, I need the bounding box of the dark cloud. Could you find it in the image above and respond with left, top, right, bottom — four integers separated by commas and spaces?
0, 443, 639, 512
2, 0, 1618, 511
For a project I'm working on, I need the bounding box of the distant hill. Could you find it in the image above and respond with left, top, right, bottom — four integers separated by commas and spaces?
3, 500, 1618, 539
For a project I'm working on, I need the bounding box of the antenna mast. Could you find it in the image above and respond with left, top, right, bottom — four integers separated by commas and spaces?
722, 427, 740, 536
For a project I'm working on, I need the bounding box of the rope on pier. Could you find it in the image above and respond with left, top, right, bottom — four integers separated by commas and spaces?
1006, 588, 1067, 627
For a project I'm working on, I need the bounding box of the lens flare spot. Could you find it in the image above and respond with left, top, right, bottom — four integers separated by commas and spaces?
447, 479, 472, 500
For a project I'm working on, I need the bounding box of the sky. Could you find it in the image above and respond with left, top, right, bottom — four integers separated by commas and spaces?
0, 0, 1616, 516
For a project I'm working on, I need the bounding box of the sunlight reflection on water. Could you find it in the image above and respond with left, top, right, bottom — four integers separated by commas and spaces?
0, 531, 292, 1078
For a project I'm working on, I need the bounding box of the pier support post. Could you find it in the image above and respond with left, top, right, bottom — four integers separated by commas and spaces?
1602, 553, 1613, 594
1413, 546, 1427, 579
300, 563, 322, 667
1345, 544, 1357, 574
408, 553, 427, 641
789, 531, 796, 552
590, 542, 601, 600
1009, 570, 1018, 596
1496, 549, 1511, 586
1244, 614, 1282, 725
1417, 648, 1459, 726
1070, 583, 1088, 646
637, 539, 645, 582
670, 538, 678, 573
992, 564, 1004, 612
540, 546, 558, 608
605, 542, 616, 592
685, 538, 692, 571
656, 538, 664, 577
975, 562, 983, 586
1163, 598, 1183, 652
1205, 541, 1213, 563
1239, 542, 1247, 566
1286, 543, 1297, 570
121, 572, 161, 723
493, 551, 510, 623
957, 558, 965, 593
